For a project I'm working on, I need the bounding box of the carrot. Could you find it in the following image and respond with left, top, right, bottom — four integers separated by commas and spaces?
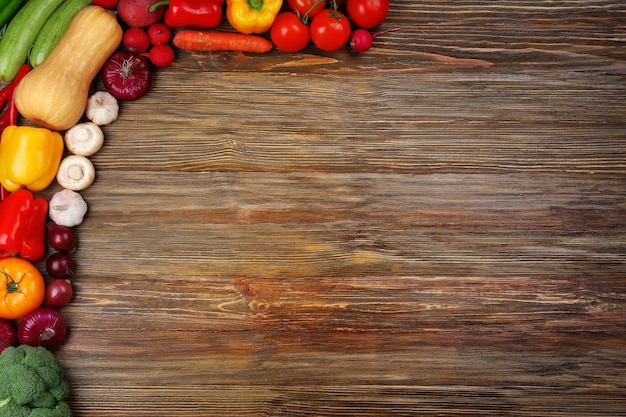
173, 30, 273, 53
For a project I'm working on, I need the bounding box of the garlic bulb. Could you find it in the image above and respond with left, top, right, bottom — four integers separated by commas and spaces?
49, 189, 88, 227
86, 91, 119, 125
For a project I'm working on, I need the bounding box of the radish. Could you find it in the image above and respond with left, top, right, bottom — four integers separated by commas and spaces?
123, 27, 150, 53
147, 22, 172, 46
117, 0, 165, 27
144, 44, 174, 67
350, 27, 403, 53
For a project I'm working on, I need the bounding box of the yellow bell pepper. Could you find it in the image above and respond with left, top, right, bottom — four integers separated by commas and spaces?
226, 0, 282, 34
0, 125, 64, 192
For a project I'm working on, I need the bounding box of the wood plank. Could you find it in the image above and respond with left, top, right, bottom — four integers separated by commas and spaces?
96, 72, 626, 174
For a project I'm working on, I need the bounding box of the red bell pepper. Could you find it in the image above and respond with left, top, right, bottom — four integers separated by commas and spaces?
0, 189, 48, 261
150, 0, 222, 29
0, 64, 31, 137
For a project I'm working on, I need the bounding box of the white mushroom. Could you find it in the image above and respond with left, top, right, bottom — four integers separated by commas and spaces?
49, 189, 88, 227
86, 91, 119, 125
64, 122, 104, 156
56, 155, 95, 191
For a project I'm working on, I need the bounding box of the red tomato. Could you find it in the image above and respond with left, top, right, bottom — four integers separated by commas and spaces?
310, 10, 351, 51
287, 0, 326, 19
346, 0, 389, 29
271, 11, 311, 53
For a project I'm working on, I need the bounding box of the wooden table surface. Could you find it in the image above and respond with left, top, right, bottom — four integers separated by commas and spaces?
8, 0, 626, 415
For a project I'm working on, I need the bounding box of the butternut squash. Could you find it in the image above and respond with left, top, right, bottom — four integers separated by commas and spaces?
14, 6, 122, 131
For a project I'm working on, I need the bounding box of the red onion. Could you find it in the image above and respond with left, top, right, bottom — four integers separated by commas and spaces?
47, 222, 78, 253
44, 279, 73, 309
0, 318, 17, 354
46, 252, 75, 279
102, 51, 152, 101
18, 308, 67, 350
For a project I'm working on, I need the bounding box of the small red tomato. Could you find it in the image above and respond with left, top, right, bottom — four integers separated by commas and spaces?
287, 0, 326, 19
346, 0, 389, 29
310, 9, 351, 51
271, 11, 311, 53
147, 22, 172, 45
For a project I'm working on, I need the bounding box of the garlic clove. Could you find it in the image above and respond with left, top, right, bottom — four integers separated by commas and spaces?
56, 155, 96, 191
64, 122, 104, 156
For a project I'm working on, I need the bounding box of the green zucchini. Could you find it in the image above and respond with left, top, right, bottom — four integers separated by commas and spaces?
30, 0, 94, 67
0, 0, 26, 27
0, 0, 65, 82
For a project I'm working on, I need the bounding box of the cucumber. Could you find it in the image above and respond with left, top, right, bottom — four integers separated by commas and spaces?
0, 0, 66, 82
0, 0, 26, 27
30, 0, 93, 67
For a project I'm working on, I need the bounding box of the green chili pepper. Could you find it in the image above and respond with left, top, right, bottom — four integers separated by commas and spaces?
0, 0, 25, 27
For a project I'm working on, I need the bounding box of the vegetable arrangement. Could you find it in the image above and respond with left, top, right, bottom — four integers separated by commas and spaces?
0, 0, 401, 414
94, 0, 397, 61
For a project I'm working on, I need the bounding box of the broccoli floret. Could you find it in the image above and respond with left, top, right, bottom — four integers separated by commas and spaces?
53, 401, 73, 417
2, 364, 46, 405
0, 345, 73, 417
0, 343, 25, 366
22, 345, 65, 389
49, 379, 70, 402
30, 402, 72, 417
0, 401, 30, 417
30, 392, 57, 409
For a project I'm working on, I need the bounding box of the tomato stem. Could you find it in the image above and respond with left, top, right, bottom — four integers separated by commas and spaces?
301, 0, 325, 23
1, 269, 18, 293
329, 0, 340, 17
1, 268, 27, 293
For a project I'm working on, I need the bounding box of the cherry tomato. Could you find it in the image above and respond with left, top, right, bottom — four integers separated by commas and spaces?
346, 0, 389, 29
0, 258, 45, 320
287, 0, 326, 19
310, 10, 351, 51
271, 11, 311, 53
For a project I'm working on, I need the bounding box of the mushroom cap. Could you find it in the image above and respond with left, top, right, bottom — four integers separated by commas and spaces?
64, 122, 104, 156
56, 155, 96, 191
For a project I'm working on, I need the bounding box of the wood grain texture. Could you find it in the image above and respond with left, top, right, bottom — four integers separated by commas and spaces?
3, 0, 626, 415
